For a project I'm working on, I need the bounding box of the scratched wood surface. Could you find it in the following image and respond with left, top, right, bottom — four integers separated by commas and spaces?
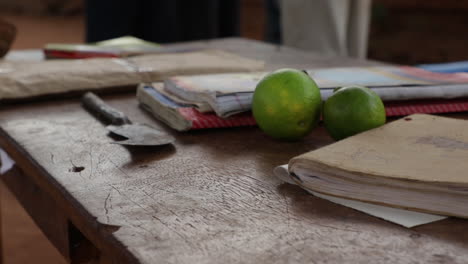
1, 38, 468, 263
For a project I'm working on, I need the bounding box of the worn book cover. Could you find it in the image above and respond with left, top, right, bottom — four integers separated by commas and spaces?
288, 114, 468, 218
137, 83, 256, 131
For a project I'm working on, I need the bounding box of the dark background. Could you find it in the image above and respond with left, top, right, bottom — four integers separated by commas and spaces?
2, 0, 468, 65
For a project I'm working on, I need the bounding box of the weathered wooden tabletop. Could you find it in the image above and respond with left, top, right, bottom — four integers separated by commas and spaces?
1, 38, 468, 264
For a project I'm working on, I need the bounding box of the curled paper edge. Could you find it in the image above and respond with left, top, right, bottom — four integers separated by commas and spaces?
0, 148, 15, 174
274, 164, 447, 228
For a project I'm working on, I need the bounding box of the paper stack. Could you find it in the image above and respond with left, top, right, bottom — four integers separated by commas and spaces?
137, 66, 468, 131
137, 83, 256, 131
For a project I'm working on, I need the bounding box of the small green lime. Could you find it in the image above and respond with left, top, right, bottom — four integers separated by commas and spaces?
252, 68, 322, 140
323, 86, 386, 140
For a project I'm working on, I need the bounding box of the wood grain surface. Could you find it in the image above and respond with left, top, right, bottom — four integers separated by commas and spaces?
1, 38, 468, 263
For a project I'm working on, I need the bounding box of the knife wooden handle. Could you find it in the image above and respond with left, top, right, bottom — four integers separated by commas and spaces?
82, 92, 131, 125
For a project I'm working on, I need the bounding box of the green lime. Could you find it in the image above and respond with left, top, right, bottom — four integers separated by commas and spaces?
252, 68, 322, 140
323, 86, 386, 140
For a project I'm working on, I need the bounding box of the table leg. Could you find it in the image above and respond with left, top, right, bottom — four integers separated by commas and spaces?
69, 222, 99, 264
1, 167, 107, 264
2, 167, 70, 261
0, 180, 3, 264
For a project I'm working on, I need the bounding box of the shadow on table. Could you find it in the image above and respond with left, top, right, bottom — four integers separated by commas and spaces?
123, 144, 177, 166
277, 182, 468, 246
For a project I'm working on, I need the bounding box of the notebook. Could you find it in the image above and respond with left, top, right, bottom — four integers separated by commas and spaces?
137, 83, 256, 131
288, 114, 468, 218
273, 164, 446, 228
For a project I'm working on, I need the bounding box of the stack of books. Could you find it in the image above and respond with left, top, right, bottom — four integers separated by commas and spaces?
137, 83, 257, 131
137, 66, 468, 131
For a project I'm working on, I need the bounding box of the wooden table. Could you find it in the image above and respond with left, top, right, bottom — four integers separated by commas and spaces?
1, 38, 468, 263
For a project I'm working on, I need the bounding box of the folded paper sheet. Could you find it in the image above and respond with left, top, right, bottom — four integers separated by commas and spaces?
273, 165, 446, 228
0, 50, 264, 100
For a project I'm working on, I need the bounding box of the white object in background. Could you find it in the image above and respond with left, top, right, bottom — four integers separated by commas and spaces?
0, 148, 15, 174
273, 165, 447, 228
280, 0, 371, 59
5, 49, 44, 61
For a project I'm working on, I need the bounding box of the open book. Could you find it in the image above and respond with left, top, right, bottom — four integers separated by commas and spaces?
164, 66, 468, 117
287, 114, 468, 218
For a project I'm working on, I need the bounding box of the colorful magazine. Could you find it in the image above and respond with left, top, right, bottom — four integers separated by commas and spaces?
164, 66, 468, 117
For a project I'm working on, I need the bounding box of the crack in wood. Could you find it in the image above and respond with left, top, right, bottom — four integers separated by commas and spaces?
104, 191, 112, 223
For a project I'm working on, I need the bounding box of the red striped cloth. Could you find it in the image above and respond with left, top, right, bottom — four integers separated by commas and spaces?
178, 108, 256, 129
385, 98, 468, 116
177, 99, 468, 130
